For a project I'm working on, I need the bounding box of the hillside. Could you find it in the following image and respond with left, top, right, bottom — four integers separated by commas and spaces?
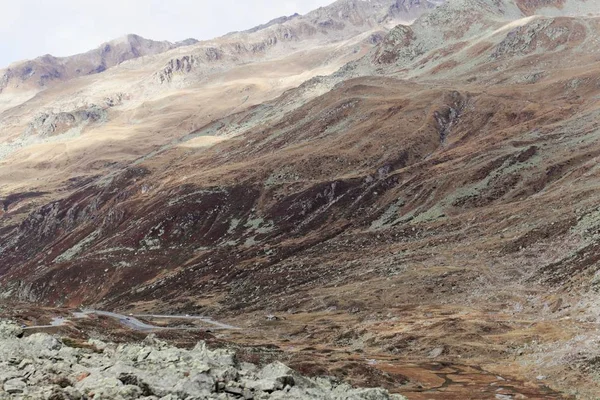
3, 0, 600, 398
0, 0, 438, 210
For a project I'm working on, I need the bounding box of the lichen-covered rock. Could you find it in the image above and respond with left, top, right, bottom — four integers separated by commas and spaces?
3, 378, 26, 394
0, 333, 407, 400
25, 333, 62, 351
0, 320, 23, 339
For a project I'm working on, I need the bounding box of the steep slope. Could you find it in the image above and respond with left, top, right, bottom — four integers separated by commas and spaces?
0, 0, 442, 226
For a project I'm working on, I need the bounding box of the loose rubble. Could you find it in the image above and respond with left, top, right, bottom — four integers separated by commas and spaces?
0, 320, 406, 400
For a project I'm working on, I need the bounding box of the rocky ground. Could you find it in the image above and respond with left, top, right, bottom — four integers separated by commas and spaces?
0, 320, 406, 400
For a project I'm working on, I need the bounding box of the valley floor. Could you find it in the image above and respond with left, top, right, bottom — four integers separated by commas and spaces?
2, 301, 585, 399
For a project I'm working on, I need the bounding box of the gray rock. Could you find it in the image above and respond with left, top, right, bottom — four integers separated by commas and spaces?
88, 338, 109, 351
428, 347, 444, 358
0, 320, 23, 339
18, 359, 33, 370
250, 361, 295, 392
3, 378, 26, 394
118, 372, 154, 396
0, 330, 406, 400
258, 362, 292, 381
25, 333, 62, 351
193, 341, 237, 367
245, 378, 284, 392
76, 375, 123, 395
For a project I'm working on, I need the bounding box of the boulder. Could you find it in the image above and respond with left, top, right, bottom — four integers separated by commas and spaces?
118, 373, 154, 396
0, 320, 23, 339
76, 375, 123, 395
3, 378, 26, 394
87, 385, 142, 400
252, 361, 295, 391
193, 341, 237, 367
0, 320, 407, 400
26, 333, 62, 351
88, 338, 109, 351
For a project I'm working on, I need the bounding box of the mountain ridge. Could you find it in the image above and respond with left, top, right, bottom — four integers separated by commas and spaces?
0, 34, 199, 94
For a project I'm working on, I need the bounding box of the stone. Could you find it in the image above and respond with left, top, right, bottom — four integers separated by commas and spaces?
137, 347, 152, 362
3, 378, 26, 394
0, 320, 407, 400
88, 338, 109, 351
76, 375, 123, 394
193, 341, 237, 367
26, 333, 62, 351
75, 372, 91, 382
225, 385, 244, 396
142, 334, 167, 348
245, 378, 284, 393
428, 347, 444, 358
0, 320, 23, 339
118, 373, 154, 396
88, 384, 142, 400
62, 387, 86, 400
255, 361, 295, 391
212, 366, 239, 382
259, 362, 292, 380
18, 359, 33, 370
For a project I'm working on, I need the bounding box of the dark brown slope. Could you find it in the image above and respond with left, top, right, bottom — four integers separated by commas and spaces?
1, 72, 595, 306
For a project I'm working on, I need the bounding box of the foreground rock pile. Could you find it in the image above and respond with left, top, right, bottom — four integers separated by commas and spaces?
0, 321, 406, 399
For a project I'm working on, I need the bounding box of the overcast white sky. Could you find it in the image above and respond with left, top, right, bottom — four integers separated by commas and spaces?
0, 0, 334, 68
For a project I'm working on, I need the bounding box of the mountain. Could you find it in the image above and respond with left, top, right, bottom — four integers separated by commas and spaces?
0, 0, 439, 103
0, 0, 440, 210
5, 0, 600, 397
0, 34, 197, 96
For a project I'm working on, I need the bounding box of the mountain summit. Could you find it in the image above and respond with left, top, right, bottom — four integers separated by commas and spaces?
0, 34, 197, 96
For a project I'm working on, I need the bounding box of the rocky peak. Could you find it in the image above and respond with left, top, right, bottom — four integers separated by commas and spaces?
365, 0, 599, 80
0, 34, 198, 94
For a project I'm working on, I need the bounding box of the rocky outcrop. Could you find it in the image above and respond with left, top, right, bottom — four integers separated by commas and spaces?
155, 49, 223, 84
24, 106, 108, 138
304, 0, 442, 28
491, 17, 585, 59
232, 14, 301, 35
0, 320, 406, 400
373, 25, 418, 64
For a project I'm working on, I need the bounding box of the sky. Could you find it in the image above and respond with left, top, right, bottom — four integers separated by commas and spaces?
0, 0, 334, 68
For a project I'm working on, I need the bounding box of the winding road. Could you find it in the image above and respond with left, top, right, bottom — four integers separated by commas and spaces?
134, 314, 238, 330
25, 310, 239, 331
